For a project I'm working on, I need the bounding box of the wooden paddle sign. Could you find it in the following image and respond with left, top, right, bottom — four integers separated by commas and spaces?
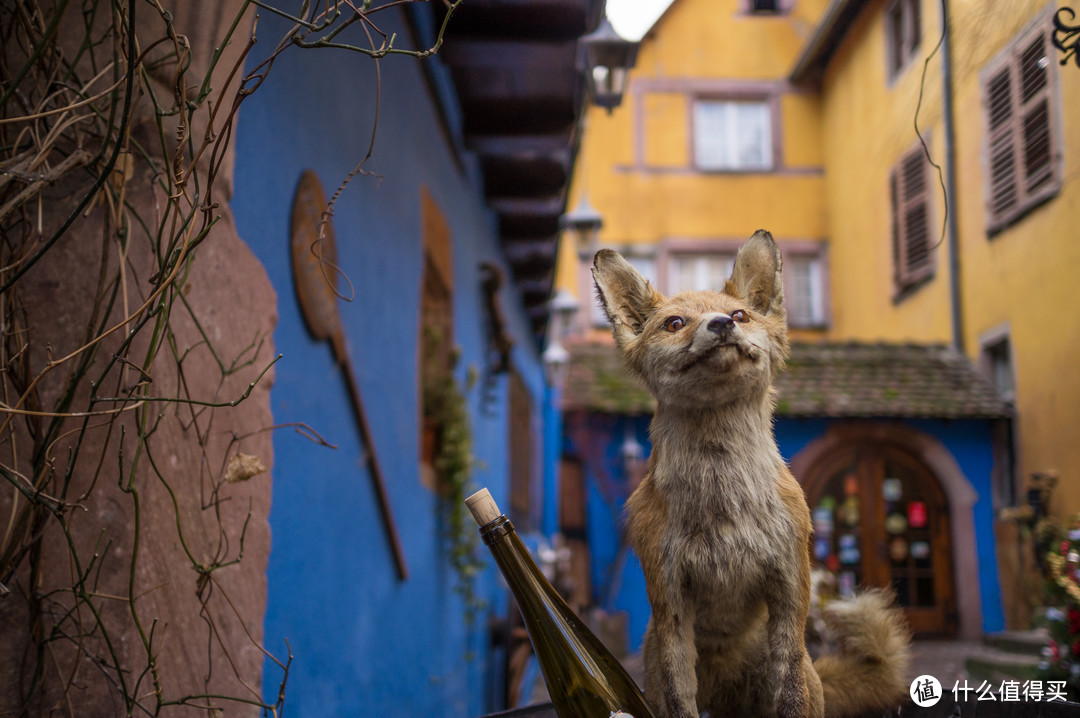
290, 169, 409, 580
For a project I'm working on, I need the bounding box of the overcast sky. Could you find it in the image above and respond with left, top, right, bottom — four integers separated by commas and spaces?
607, 0, 674, 40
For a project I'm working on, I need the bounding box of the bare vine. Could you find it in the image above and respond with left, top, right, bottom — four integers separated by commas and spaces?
0, 0, 460, 714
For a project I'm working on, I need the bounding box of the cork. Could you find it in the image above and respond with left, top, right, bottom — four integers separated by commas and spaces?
465, 488, 502, 526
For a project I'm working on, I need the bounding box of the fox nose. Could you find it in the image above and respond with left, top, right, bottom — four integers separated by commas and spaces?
706, 315, 735, 336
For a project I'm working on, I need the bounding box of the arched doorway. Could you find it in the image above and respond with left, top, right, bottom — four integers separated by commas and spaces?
805, 442, 957, 637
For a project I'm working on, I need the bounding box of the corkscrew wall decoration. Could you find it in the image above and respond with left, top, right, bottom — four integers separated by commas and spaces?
1053, 7, 1080, 68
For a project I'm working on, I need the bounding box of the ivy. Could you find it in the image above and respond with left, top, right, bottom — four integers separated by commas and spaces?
422, 330, 486, 628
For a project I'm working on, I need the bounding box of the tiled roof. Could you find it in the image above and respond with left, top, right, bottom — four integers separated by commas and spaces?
561, 340, 1013, 419
563, 338, 655, 415
778, 342, 1013, 419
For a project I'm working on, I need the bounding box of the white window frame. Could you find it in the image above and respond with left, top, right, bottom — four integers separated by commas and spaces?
667, 253, 736, 295
692, 98, 775, 172
783, 250, 829, 329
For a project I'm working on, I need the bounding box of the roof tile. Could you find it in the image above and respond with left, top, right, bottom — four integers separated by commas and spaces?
562, 340, 1013, 419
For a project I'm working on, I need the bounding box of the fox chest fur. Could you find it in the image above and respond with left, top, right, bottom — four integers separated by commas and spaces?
628, 429, 806, 636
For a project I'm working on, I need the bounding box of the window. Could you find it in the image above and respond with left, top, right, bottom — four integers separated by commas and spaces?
980, 330, 1017, 510
668, 253, 734, 294
982, 335, 1016, 402
982, 23, 1060, 234
890, 147, 934, 296
665, 246, 828, 328
693, 100, 773, 171
785, 252, 827, 328
508, 370, 537, 530
885, 0, 921, 78
741, 0, 790, 14
419, 187, 454, 490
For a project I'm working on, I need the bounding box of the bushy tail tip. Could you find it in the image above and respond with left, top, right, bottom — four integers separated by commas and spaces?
814, 589, 912, 718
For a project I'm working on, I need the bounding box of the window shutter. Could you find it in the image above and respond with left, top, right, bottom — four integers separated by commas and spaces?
983, 24, 1060, 233
1017, 35, 1052, 193
985, 67, 1018, 221
901, 151, 931, 276
892, 148, 933, 293
509, 370, 535, 530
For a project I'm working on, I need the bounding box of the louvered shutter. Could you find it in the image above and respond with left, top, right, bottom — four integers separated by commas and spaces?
985, 66, 1018, 221
983, 26, 1059, 232
1017, 35, 1052, 193
892, 148, 933, 292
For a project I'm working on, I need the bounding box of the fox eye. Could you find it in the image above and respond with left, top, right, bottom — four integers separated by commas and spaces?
731, 309, 750, 323
663, 316, 685, 332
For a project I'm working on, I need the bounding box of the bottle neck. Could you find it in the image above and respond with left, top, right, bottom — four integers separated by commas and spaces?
479, 515, 513, 546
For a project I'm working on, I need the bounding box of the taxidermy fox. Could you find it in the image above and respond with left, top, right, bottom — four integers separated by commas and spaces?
592, 231, 910, 718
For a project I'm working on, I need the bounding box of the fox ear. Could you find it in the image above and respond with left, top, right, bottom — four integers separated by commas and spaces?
726, 229, 785, 319
592, 249, 662, 343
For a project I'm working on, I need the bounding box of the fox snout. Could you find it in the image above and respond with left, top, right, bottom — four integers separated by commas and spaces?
688, 312, 740, 358
704, 313, 735, 338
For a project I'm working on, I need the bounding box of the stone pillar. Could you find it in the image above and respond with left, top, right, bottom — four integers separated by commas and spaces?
0, 2, 275, 713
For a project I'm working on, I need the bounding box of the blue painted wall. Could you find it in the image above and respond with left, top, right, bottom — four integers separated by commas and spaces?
231, 9, 555, 716
567, 415, 1004, 652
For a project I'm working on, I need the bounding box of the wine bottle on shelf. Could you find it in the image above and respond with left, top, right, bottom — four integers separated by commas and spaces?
466, 488, 656, 718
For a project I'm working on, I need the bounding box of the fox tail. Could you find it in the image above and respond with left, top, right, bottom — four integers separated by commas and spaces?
813, 589, 912, 718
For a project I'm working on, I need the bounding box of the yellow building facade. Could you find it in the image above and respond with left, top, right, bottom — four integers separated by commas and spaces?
804, 0, 1080, 502
561, 0, 1079, 630
562, 0, 832, 342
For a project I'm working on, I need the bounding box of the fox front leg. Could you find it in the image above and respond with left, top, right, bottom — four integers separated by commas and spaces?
644, 605, 699, 718
765, 575, 816, 718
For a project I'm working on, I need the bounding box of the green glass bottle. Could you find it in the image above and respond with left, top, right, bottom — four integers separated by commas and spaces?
466, 489, 656, 718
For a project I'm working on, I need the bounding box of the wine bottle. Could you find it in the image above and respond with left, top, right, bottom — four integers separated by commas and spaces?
466, 488, 656, 718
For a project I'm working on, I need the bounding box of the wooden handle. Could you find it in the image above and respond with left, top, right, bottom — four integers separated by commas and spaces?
335, 338, 409, 581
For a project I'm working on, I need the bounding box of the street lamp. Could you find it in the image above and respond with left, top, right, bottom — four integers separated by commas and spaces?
542, 339, 570, 390
561, 193, 603, 257
579, 17, 640, 113
549, 288, 581, 340
543, 286, 582, 389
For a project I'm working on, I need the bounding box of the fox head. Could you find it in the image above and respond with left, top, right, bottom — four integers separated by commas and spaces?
592, 230, 790, 410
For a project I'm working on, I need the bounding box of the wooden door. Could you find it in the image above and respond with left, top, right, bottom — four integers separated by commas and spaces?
806, 443, 956, 637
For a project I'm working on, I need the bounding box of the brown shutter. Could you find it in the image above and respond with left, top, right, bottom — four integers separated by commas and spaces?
1017, 35, 1052, 193
983, 25, 1059, 232
892, 148, 933, 292
985, 66, 1018, 222
509, 370, 535, 529
901, 150, 931, 277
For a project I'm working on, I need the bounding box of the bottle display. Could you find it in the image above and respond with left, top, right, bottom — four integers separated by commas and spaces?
466, 488, 656, 718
